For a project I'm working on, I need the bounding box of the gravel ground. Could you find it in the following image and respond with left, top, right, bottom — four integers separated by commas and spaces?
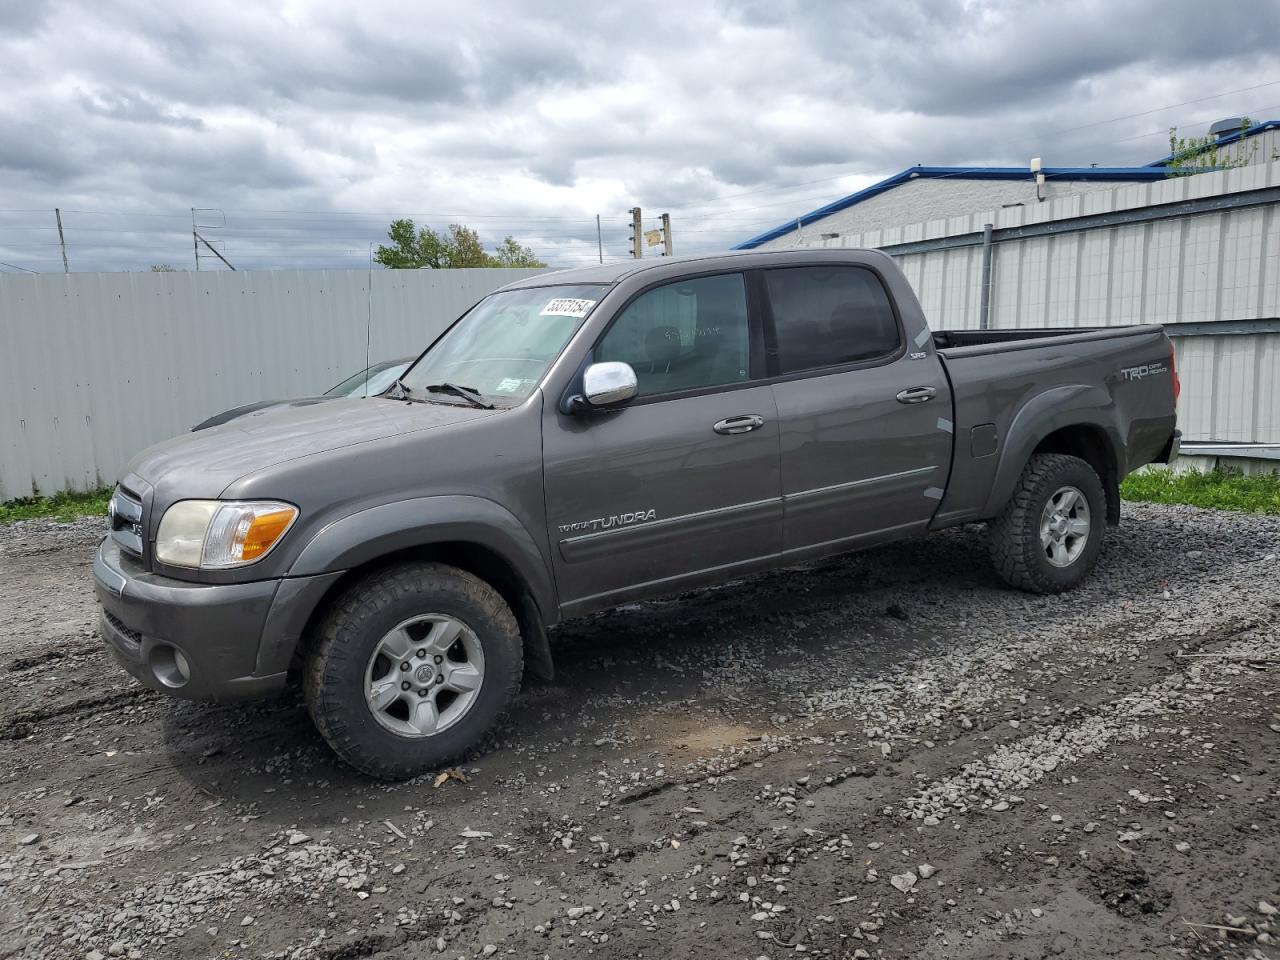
0, 504, 1277, 960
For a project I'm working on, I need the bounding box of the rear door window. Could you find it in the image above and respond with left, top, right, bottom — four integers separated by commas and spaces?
763, 266, 901, 374
596, 273, 751, 398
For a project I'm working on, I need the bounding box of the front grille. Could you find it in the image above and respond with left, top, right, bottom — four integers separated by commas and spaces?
103, 611, 142, 647
108, 485, 144, 559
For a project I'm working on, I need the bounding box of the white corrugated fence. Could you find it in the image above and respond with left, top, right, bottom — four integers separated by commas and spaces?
0, 268, 544, 500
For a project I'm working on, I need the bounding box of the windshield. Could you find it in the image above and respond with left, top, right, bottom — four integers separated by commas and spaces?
400, 284, 606, 404
324, 359, 412, 398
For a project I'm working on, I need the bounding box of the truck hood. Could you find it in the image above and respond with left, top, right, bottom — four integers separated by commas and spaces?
127, 397, 502, 496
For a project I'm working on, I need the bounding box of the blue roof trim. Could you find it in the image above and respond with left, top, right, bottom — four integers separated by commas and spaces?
1145, 119, 1279, 167
733, 165, 1171, 250
737, 121, 1278, 250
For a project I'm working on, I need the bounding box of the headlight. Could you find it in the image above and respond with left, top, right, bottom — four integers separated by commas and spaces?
155, 500, 298, 569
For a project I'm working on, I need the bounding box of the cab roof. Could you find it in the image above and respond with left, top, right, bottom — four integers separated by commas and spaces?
498, 250, 772, 290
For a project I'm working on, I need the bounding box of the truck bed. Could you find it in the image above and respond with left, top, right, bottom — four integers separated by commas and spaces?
929, 322, 1177, 530
932, 324, 1165, 354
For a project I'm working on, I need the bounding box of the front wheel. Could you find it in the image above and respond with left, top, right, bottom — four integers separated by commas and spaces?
303, 562, 523, 780
989, 453, 1106, 593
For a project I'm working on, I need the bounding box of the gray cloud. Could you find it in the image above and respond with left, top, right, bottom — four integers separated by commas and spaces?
78, 88, 205, 128
0, 0, 1277, 273
0, 0, 52, 34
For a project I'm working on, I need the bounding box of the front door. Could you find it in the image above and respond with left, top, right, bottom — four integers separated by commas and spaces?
542, 271, 782, 616
761, 264, 954, 558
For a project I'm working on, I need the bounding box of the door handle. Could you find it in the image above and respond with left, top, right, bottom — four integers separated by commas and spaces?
896, 386, 936, 404
713, 414, 765, 435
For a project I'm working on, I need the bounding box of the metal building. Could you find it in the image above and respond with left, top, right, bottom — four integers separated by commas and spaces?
736, 120, 1280, 472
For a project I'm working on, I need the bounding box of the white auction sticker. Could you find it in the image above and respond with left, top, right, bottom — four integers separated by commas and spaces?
540, 298, 596, 318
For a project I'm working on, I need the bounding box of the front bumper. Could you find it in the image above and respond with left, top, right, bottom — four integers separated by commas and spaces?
93, 538, 337, 701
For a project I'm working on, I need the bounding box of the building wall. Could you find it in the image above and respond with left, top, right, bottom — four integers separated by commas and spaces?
754, 177, 1126, 250
1161, 453, 1278, 476
0, 267, 544, 500
798, 159, 1280, 448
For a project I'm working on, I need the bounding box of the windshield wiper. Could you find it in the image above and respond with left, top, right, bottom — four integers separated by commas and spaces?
424, 382, 494, 409
384, 378, 427, 403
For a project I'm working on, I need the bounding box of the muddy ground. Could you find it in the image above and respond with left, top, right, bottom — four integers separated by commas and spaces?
0, 503, 1277, 960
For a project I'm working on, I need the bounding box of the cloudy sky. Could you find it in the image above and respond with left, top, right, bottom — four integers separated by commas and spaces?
2, 0, 1279, 273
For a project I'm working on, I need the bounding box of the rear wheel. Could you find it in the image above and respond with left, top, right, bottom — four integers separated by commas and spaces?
990, 453, 1106, 593
304, 562, 522, 780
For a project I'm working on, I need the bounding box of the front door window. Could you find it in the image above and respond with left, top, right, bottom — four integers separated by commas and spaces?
596, 273, 751, 397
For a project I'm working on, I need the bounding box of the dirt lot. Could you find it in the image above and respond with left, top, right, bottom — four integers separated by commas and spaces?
0, 504, 1277, 960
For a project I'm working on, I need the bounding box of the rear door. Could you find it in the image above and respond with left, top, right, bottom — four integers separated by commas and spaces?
761, 264, 953, 559
542, 271, 782, 616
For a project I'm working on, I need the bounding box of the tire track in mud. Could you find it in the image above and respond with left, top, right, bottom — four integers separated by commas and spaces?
0, 687, 152, 740
900, 623, 1278, 823
602, 607, 1268, 826
5, 642, 103, 673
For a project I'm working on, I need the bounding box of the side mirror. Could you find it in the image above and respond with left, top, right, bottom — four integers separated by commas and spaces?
579, 361, 638, 410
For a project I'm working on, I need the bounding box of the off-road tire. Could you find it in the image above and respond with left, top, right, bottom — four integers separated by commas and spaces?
989, 453, 1106, 594
303, 562, 523, 780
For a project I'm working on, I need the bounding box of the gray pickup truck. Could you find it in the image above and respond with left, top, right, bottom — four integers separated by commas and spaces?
94, 249, 1180, 778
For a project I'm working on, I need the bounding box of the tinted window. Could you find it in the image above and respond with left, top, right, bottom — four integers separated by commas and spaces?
764, 266, 900, 374
596, 273, 751, 398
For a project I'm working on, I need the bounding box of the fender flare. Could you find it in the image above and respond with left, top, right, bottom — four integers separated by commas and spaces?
981, 384, 1125, 519
288, 496, 558, 621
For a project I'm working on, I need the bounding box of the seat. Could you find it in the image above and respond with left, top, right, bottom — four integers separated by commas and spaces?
638, 324, 682, 392
682, 303, 750, 387
644, 325, 682, 373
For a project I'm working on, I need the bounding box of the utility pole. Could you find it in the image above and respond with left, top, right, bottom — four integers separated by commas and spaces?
596, 214, 603, 264
660, 212, 672, 257
192, 208, 199, 270
55, 208, 69, 273
629, 207, 643, 259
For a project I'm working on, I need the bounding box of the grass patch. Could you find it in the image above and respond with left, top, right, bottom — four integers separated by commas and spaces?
1121, 466, 1280, 515
0, 487, 113, 524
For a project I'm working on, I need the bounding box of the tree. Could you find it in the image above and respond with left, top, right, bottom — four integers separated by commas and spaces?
445, 224, 490, 268
150, 263, 178, 272
374, 219, 450, 269
375, 219, 546, 269
491, 236, 546, 268
1165, 118, 1255, 176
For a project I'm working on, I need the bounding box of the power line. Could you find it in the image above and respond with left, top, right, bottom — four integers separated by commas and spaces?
1111, 102, 1280, 145
6, 208, 626, 226
1037, 78, 1280, 138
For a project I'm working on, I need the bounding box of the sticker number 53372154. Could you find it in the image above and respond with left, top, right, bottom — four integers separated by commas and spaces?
540, 298, 597, 318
